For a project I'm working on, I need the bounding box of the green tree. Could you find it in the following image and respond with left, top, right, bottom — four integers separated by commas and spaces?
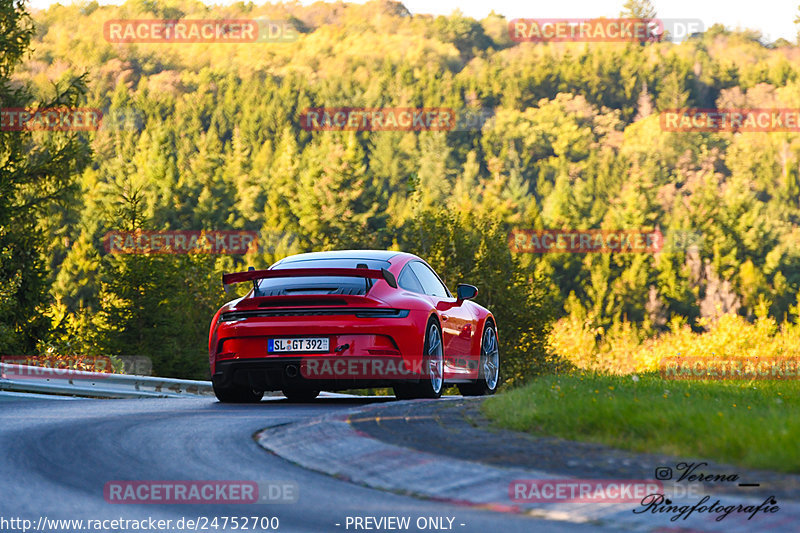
0, 0, 91, 353
292, 133, 386, 249
87, 192, 233, 378
404, 208, 557, 385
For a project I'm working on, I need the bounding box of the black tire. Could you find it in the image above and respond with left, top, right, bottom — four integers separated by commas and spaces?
392, 383, 416, 400
213, 383, 264, 403
458, 321, 500, 396
393, 318, 444, 400
281, 388, 320, 402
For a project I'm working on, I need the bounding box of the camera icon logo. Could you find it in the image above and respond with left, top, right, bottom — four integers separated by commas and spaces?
655, 467, 673, 480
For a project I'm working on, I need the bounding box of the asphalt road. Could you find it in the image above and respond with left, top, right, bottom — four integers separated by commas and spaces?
0, 396, 618, 533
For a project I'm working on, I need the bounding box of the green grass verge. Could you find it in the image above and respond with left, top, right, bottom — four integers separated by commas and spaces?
483, 373, 800, 473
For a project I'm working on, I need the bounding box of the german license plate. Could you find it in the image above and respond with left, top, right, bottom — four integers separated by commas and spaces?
268, 337, 329, 353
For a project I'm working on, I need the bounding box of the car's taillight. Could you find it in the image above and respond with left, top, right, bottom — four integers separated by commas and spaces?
216, 339, 236, 359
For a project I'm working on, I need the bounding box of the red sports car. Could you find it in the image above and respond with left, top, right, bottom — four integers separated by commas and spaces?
208, 250, 499, 402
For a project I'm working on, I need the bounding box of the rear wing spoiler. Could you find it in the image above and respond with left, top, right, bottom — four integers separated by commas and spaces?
222, 267, 398, 290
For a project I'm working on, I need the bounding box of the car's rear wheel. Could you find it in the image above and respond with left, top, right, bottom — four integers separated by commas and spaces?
394, 319, 444, 400
281, 388, 320, 402
213, 383, 264, 403
458, 321, 499, 396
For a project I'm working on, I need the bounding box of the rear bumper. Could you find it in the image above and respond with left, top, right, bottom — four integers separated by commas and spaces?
212, 357, 424, 392
209, 312, 426, 370
208, 309, 478, 390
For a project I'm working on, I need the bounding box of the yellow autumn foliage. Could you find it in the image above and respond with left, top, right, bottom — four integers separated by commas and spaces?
548, 312, 800, 374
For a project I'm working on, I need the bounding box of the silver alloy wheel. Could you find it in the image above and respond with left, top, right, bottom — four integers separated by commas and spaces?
482, 326, 499, 390
427, 323, 444, 394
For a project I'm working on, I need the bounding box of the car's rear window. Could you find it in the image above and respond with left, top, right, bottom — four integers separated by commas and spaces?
256, 258, 391, 296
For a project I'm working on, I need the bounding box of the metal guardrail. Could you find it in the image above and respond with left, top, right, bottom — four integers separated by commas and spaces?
0, 363, 214, 399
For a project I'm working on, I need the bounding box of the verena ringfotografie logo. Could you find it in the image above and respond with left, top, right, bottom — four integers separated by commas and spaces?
0, 355, 114, 379
104, 481, 298, 504
300, 108, 456, 131
1, 108, 102, 131
103, 19, 298, 43
661, 109, 800, 132
508, 229, 663, 254
102, 230, 258, 255
660, 357, 800, 380
510, 479, 663, 503
634, 494, 780, 523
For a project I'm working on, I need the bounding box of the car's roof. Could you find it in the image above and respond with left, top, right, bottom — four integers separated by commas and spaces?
273, 249, 413, 266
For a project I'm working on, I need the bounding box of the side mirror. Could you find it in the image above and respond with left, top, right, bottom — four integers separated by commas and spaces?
456, 284, 478, 301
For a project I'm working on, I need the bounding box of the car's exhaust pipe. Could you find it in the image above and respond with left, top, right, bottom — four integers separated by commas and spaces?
285, 364, 299, 378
